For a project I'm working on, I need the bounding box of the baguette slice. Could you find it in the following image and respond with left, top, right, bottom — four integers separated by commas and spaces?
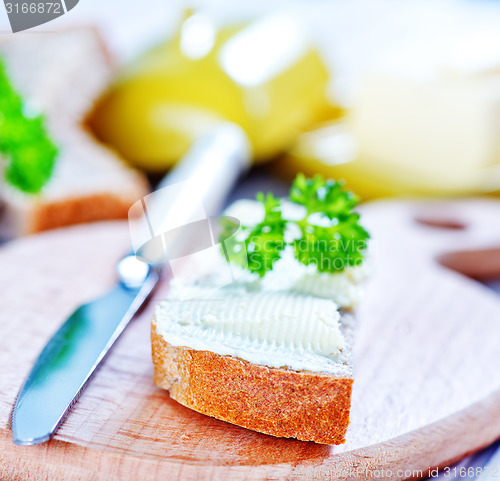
151, 200, 363, 445
152, 306, 355, 445
0, 28, 148, 237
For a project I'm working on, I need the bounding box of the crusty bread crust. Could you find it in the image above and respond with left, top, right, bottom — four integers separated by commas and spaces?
29, 191, 145, 234
151, 319, 353, 445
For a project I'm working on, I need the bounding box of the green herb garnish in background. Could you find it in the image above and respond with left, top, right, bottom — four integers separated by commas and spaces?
223, 174, 370, 278
0, 59, 58, 194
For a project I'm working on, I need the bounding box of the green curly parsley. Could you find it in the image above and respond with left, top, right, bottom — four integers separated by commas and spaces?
0, 59, 58, 194
223, 174, 369, 278
242, 192, 287, 277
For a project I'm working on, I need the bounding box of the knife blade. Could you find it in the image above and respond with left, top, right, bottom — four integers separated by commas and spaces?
10, 123, 250, 445
10, 258, 160, 445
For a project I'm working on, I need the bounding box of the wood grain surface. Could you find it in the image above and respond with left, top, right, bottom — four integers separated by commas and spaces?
1, 199, 500, 480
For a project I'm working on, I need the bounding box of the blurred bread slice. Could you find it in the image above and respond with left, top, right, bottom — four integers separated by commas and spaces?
0, 28, 111, 123
0, 28, 148, 237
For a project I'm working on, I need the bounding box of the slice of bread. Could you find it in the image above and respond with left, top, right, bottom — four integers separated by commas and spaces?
150, 199, 363, 444
0, 28, 148, 237
151, 308, 355, 445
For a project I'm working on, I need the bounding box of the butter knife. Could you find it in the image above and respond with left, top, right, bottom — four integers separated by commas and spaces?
10, 123, 250, 445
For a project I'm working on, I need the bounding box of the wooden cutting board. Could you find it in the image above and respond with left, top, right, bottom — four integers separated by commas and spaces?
1, 199, 500, 481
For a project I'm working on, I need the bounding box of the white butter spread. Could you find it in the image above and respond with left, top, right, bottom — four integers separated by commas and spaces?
155, 289, 350, 373
154, 199, 366, 373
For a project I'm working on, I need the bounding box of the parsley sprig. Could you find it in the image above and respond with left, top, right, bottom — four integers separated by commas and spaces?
0, 59, 58, 194
225, 174, 369, 277
243, 192, 287, 276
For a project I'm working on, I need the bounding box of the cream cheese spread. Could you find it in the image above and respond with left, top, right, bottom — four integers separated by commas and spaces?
155, 288, 350, 373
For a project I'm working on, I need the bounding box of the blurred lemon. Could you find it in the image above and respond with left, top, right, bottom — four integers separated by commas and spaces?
89, 12, 332, 172
279, 119, 500, 200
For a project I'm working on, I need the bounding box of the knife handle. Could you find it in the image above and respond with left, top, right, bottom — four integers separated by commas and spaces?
156, 122, 251, 212
129, 123, 251, 263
